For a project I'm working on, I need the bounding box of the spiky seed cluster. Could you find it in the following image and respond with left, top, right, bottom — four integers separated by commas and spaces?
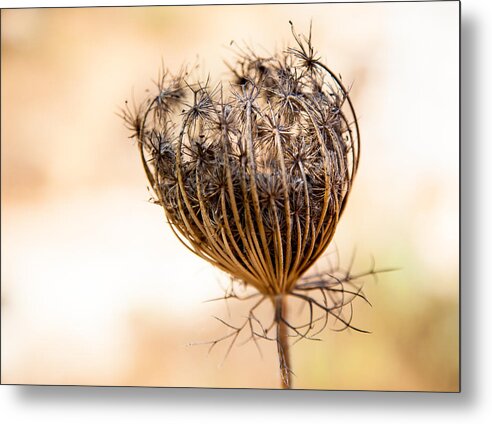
122, 23, 363, 387
123, 24, 360, 298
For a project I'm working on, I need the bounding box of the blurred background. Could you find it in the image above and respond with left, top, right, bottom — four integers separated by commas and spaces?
1, 2, 459, 391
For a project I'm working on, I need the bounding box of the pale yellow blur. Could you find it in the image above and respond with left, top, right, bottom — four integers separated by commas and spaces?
1, 2, 459, 391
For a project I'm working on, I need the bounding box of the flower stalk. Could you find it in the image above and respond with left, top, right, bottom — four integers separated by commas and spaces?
276, 295, 292, 389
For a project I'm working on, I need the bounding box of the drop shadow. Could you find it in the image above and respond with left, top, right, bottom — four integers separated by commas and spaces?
14, 384, 460, 410
459, 10, 479, 409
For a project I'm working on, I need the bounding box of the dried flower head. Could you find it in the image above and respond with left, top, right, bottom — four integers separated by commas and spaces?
122, 22, 378, 389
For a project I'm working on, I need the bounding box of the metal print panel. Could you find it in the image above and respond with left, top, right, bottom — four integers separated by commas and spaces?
1, 1, 460, 391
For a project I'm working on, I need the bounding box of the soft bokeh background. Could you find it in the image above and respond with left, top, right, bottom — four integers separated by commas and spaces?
1, 2, 459, 391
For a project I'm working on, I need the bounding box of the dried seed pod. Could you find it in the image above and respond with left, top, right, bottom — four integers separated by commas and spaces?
123, 22, 367, 389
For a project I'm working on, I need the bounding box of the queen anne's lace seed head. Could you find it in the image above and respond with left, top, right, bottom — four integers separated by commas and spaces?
122, 22, 363, 388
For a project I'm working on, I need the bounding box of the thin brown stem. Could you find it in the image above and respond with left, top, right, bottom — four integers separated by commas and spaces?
276, 295, 292, 389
